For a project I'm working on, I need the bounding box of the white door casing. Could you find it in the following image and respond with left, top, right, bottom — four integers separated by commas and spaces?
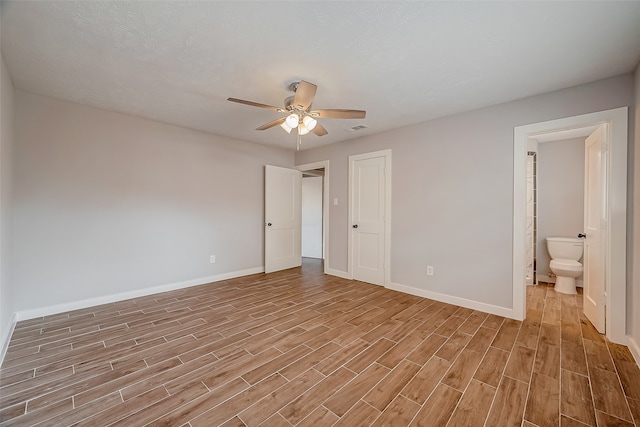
583, 126, 606, 333
512, 107, 627, 344
265, 165, 302, 273
349, 150, 391, 286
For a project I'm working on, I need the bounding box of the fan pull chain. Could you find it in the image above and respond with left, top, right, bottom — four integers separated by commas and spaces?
297, 133, 302, 151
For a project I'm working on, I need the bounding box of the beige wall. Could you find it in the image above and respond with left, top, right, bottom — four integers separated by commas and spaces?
296, 74, 634, 311
632, 63, 640, 359
11, 91, 294, 313
0, 55, 15, 351
0, 52, 15, 354
537, 137, 585, 279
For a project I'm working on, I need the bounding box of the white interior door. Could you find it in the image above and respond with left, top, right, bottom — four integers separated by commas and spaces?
265, 165, 302, 273
350, 153, 388, 286
583, 126, 606, 333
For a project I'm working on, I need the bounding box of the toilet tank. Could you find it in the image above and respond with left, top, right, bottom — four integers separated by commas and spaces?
546, 237, 583, 260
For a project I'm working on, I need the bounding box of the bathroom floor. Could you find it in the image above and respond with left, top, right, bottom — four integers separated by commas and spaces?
1, 262, 639, 426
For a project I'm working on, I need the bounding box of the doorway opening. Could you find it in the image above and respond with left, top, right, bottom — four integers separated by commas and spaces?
529, 128, 597, 288
302, 168, 324, 260
513, 107, 628, 344
297, 161, 330, 274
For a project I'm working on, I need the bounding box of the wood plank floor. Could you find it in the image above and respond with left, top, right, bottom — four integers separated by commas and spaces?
1, 258, 639, 426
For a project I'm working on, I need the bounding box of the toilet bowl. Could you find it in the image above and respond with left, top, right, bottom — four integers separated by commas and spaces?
546, 237, 584, 295
549, 259, 582, 294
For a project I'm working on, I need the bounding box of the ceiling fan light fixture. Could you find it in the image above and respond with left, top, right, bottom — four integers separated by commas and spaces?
298, 124, 310, 136
280, 122, 293, 133
227, 80, 367, 144
302, 115, 317, 131
286, 113, 299, 128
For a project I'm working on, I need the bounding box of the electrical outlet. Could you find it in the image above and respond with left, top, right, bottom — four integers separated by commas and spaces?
210, 255, 216, 264
427, 265, 434, 276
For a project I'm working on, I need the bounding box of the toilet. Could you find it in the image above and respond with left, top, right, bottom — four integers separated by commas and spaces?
546, 237, 584, 294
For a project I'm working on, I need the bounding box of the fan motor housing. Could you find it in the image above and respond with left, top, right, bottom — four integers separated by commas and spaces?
284, 95, 311, 112
284, 95, 295, 110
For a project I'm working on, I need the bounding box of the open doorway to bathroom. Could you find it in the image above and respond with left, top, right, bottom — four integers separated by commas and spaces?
532, 133, 592, 288
513, 107, 628, 344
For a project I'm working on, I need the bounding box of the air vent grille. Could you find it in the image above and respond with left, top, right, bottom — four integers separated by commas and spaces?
345, 124, 369, 132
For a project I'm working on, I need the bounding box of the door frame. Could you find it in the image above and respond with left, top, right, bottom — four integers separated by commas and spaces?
512, 107, 628, 344
348, 149, 392, 286
296, 160, 330, 274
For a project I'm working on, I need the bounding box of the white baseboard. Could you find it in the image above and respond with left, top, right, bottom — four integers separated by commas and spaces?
0, 313, 17, 368
325, 275, 514, 319
14, 267, 264, 322
537, 274, 554, 283
387, 282, 515, 319
628, 336, 640, 368
325, 268, 351, 280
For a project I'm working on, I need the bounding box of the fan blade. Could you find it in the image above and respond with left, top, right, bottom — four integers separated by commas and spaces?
256, 117, 286, 130
311, 109, 366, 119
293, 81, 317, 110
312, 122, 328, 136
227, 98, 282, 111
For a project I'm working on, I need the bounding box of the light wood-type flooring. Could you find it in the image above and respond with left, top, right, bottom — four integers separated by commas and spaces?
1, 259, 639, 426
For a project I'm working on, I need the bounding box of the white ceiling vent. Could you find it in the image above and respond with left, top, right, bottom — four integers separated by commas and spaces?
345, 124, 369, 132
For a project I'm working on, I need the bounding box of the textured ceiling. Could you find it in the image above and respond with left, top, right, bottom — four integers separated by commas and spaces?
2, 1, 640, 151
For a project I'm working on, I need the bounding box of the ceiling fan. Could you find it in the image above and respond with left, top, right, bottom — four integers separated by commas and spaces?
228, 80, 366, 149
